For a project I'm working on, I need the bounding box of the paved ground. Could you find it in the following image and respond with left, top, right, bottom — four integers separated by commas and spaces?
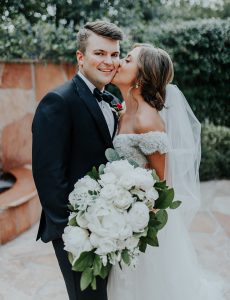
0, 180, 229, 300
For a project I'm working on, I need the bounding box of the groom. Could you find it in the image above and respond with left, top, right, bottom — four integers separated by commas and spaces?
32, 21, 123, 300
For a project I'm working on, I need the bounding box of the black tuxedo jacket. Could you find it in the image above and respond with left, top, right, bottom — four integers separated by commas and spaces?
32, 74, 118, 243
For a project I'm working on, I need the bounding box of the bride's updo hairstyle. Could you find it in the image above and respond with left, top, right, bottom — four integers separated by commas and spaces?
133, 44, 174, 111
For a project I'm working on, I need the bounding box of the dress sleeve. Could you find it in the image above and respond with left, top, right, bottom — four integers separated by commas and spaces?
138, 131, 169, 155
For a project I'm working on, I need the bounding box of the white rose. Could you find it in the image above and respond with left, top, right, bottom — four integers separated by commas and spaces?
125, 236, 139, 250
133, 168, 155, 191
116, 239, 126, 251
86, 203, 131, 240
62, 226, 93, 261
99, 173, 117, 187
101, 210, 130, 239
104, 160, 134, 178
118, 172, 136, 190
74, 175, 100, 192
146, 187, 159, 202
90, 233, 117, 255
113, 189, 134, 210
130, 188, 145, 200
118, 223, 133, 240
76, 211, 88, 228
100, 184, 119, 200
128, 202, 150, 232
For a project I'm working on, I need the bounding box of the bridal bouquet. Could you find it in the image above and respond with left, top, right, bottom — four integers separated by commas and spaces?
63, 149, 181, 291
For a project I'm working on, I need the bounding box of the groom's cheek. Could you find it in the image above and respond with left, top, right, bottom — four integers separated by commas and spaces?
114, 58, 120, 69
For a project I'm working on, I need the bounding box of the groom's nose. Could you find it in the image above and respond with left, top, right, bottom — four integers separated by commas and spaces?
103, 55, 113, 65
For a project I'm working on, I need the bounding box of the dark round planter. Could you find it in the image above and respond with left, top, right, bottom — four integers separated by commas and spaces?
0, 169, 16, 193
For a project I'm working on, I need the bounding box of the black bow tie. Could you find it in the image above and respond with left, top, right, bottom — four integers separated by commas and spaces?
93, 88, 113, 104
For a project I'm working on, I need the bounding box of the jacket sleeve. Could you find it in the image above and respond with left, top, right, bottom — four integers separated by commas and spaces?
32, 92, 71, 229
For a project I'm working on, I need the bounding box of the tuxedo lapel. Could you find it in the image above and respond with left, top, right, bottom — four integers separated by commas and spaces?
72, 75, 113, 148
112, 110, 118, 140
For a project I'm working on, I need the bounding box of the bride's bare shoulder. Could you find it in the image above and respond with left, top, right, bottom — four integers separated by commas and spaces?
134, 107, 165, 134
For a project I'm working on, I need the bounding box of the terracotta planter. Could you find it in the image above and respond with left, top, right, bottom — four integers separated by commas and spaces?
0, 166, 41, 244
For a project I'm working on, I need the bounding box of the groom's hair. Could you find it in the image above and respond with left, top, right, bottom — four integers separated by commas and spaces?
77, 21, 123, 53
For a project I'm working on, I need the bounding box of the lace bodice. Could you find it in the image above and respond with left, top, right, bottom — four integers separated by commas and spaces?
113, 131, 169, 167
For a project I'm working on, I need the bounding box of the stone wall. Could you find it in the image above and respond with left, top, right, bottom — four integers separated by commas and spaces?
0, 61, 76, 171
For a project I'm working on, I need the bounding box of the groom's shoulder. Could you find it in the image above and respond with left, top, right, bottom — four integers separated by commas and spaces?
51, 77, 76, 99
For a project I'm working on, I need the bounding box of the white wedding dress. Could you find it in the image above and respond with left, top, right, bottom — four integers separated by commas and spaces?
107, 131, 225, 300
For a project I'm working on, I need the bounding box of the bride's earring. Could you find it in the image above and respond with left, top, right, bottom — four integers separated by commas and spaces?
135, 83, 139, 89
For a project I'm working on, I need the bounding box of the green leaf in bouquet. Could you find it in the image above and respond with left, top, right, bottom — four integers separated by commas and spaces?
154, 188, 174, 209
93, 255, 102, 276
149, 219, 162, 227
155, 210, 168, 230
80, 267, 93, 291
139, 238, 147, 252
87, 166, 99, 180
67, 204, 74, 212
99, 263, 112, 279
154, 180, 168, 190
128, 159, 139, 168
88, 190, 98, 196
99, 164, 105, 175
148, 213, 161, 227
121, 249, 131, 265
68, 216, 77, 226
91, 276, 97, 290
146, 235, 159, 247
149, 211, 156, 219
72, 251, 95, 272
147, 227, 157, 239
105, 148, 121, 162
170, 200, 182, 209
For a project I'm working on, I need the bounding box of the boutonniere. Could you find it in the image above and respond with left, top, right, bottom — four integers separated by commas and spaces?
111, 102, 125, 118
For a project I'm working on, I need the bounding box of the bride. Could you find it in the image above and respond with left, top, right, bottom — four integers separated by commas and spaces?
107, 44, 224, 299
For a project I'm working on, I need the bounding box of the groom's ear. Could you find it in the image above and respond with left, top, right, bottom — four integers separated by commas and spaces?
76, 50, 84, 66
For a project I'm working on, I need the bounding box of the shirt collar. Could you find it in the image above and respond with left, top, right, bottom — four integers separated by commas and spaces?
78, 71, 104, 93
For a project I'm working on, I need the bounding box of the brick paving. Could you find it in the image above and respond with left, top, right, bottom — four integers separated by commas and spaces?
0, 180, 229, 300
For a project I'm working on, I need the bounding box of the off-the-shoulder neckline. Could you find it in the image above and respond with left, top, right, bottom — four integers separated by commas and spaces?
116, 131, 167, 136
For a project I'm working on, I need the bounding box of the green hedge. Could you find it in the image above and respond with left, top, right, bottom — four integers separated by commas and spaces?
1, 17, 229, 126
200, 123, 230, 181
0, 16, 76, 62
129, 19, 230, 127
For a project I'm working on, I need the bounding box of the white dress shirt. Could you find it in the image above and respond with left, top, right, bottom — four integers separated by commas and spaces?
78, 71, 114, 137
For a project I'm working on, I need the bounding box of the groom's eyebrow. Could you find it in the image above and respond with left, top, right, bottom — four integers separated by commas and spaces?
94, 49, 120, 54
